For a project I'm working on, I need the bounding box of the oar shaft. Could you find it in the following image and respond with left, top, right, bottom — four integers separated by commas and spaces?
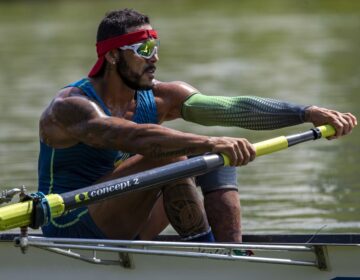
0, 125, 336, 231
61, 154, 224, 210
0, 155, 226, 230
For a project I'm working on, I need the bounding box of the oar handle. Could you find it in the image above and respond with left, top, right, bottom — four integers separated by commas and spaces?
221, 125, 336, 163
318, 125, 336, 138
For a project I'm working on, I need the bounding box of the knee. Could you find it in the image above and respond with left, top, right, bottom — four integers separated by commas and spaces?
162, 176, 196, 194
204, 189, 240, 211
197, 166, 238, 194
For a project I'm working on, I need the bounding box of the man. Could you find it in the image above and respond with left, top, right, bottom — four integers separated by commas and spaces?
38, 9, 356, 242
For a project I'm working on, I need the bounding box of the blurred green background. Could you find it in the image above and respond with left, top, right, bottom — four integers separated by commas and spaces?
0, 0, 359, 234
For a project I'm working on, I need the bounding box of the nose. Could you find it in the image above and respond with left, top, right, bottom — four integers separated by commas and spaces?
147, 48, 159, 63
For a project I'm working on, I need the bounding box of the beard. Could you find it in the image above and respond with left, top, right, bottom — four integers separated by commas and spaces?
116, 58, 155, 90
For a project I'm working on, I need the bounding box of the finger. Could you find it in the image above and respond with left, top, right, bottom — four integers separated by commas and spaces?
248, 143, 256, 162
233, 142, 243, 166
346, 112, 357, 126
344, 113, 357, 128
331, 118, 344, 138
338, 115, 351, 135
227, 144, 238, 167
238, 140, 251, 165
337, 112, 357, 136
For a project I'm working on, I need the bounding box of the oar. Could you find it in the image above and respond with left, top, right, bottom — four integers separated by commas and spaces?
0, 125, 335, 231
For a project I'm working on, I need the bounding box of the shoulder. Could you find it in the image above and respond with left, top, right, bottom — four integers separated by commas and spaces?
152, 80, 199, 98
56, 85, 86, 99
49, 87, 109, 129
39, 86, 104, 148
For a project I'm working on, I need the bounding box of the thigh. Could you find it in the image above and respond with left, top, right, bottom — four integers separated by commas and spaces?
42, 207, 107, 239
196, 166, 238, 194
137, 194, 169, 240
89, 155, 181, 239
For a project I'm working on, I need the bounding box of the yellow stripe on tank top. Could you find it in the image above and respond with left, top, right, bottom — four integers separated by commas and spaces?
48, 147, 88, 228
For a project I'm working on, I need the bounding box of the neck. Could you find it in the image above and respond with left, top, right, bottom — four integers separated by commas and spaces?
90, 69, 135, 107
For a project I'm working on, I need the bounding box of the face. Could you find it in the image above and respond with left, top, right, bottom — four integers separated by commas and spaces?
117, 25, 159, 90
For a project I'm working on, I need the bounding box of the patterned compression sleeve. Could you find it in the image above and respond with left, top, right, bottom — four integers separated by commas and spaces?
181, 93, 309, 130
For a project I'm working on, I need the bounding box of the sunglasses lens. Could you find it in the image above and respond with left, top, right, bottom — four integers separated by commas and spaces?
137, 39, 159, 57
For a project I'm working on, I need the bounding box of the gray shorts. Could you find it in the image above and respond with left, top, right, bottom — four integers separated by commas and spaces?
195, 166, 238, 194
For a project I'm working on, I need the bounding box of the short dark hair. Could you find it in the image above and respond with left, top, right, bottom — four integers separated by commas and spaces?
96, 9, 150, 42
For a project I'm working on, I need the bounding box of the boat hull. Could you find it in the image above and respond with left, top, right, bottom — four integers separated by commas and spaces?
1, 234, 359, 280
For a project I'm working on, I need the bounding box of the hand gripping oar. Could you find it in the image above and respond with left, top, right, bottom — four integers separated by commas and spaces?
0, 125, 336, 231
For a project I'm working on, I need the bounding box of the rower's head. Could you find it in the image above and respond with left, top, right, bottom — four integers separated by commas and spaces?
96, 9, 150, 42
88, 9, 159, 90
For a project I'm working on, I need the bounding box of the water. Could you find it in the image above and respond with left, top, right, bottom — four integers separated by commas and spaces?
0, 0, 359, 234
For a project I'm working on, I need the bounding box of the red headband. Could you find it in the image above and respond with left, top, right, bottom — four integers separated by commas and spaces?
88, 29, 158, 77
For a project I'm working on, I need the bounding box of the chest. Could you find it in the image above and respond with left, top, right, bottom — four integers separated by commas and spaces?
109, 100, 137, 121
106, 95, 159, 125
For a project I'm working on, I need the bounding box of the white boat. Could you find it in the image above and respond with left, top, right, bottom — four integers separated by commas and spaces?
1, 232, 359, 280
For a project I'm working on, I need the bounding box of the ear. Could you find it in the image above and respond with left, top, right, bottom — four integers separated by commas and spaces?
105, 49, 119, 65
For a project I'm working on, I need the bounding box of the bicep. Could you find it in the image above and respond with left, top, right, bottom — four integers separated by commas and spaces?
45, 96, 110, 146
51, 96, 105, 128
154, 81, 199, 123
49, 96, 143, 149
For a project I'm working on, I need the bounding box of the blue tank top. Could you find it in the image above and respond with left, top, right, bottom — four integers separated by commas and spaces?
38, 78, 158, 195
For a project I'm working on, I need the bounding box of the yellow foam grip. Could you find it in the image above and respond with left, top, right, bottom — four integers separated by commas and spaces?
0, 194, 64, 231
220, 154, 231, 166
318, 125, 336, 138
254, 136, 289, 157
221, 136, 288, 166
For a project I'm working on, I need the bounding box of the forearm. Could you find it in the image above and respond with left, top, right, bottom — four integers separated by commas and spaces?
182, 93, 308, 130
80, 118, 213, 158
122, 124, 213, 158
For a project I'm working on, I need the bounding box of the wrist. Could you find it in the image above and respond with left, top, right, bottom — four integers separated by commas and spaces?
205, 136, 216, 153
304, 105, 317, 122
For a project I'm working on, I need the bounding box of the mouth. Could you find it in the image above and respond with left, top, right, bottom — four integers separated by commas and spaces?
144, 65, 156, 75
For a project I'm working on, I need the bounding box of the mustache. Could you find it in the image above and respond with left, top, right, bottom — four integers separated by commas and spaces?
144, 65, 156, 73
